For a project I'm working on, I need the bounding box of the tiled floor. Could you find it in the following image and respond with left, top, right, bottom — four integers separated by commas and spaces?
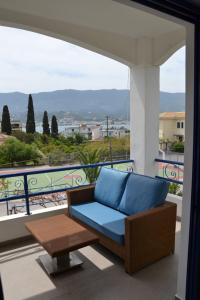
0, 223, 181, 300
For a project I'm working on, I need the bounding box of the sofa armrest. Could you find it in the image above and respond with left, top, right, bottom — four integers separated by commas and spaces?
67, 185, 95, 206
125, 201, 177, 273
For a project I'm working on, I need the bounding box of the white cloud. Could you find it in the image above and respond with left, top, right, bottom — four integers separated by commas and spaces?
0, 26, 185, 93
0, 26, 129, 93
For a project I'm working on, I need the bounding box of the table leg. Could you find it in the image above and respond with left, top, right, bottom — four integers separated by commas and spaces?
39, 252, 83, 275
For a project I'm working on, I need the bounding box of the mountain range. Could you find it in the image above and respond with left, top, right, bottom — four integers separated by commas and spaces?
0, 89, 185, 121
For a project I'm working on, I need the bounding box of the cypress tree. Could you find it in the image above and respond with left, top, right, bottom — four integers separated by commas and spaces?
1, 105, 12, 135
51, 115, 58, 138
42, 111, 50, 135
26, 94, 35, 133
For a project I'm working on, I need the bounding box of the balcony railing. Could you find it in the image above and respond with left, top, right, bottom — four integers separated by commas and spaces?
0, 159, 133, 216
0, 158, 184, 218
155, 158, 184, 185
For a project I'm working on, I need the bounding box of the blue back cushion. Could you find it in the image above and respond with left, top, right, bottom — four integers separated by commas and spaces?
94, 167, 130, 209
118, 173, 169, 215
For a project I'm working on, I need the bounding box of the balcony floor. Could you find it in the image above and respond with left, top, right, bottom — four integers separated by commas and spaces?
0, 222, 181, 300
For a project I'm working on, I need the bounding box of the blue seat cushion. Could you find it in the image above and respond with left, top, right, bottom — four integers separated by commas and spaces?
69, 202, 126, 245
94, 167, 130, 209
118, 173, 169, 215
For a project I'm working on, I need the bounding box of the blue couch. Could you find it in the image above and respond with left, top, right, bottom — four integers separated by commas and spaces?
67, 167, 177, 273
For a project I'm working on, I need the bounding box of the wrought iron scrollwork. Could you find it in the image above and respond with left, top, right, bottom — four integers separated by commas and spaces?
0, 159, 133, 216
162, 163, 183, 182
15, 178, 24, 190
28, 177, 38, 187
52, 169, 87, 189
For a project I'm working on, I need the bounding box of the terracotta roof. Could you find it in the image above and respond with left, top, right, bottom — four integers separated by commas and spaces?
159, 112, 185, 120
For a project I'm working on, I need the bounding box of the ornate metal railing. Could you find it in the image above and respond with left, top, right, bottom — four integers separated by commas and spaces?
155, 158, 184, 184
0, 159, 133, 216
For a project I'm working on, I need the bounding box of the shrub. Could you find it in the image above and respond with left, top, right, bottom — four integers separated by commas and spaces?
12, 131, 36, 144
168, 182, 183, 196
74, 133, 85, 145
0, 138, 42, 167
170, 142, 184, 153
169, 183, 180, 194
48, 149, 68, 165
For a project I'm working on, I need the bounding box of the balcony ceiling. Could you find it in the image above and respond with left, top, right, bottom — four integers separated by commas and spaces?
0, 0, 182, 38
0, 0, 185, 65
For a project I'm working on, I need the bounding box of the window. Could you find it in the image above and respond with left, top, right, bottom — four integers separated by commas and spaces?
177, 122, 180, 129
181, 122, 184, 129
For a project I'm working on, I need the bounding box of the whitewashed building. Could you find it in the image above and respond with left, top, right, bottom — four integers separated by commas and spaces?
159, 112, 185, 142
63, 123, 99, 139
0, 120, 22, 133
92, 125, 129, 140
63, 125, 80, 137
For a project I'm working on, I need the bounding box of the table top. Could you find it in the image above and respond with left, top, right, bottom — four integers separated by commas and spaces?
25, 214, 98, 257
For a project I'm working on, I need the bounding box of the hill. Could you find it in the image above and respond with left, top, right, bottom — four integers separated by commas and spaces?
0, 89, 185, 121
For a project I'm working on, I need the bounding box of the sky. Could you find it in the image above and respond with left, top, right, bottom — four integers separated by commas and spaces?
0, 26, 185, 93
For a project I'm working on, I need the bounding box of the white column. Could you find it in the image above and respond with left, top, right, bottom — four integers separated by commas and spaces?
130, 65, 160, 176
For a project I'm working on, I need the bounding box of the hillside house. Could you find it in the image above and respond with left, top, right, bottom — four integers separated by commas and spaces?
0, 120, 22, 133
159, 112, 185, 142
63, 123, 99, 139
92, 126, 129, 140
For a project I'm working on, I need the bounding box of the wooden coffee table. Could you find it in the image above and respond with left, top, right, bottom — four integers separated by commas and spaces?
25, 214, 98, 275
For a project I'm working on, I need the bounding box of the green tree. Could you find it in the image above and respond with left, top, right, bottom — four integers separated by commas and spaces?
26, 94, 35, 133
78, 149, 102, 183
1, 105, 12, 135
42, 111, 50, 135
0, 138, 42, 167
74, 133, 85, 145
51, 115, 58, 138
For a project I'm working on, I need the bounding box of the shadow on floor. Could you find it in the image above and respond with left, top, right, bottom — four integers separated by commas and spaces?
1, 231, 180, 300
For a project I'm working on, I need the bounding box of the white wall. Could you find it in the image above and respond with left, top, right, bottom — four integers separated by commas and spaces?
167, 194, 182, 220
0, 205, 67, 244
159, 119, 185, 141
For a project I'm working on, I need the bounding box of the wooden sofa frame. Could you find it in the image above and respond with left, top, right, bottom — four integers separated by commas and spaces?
67, 185, 177, 274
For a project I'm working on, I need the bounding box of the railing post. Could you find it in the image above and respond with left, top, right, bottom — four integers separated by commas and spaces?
24, 174, 31, 215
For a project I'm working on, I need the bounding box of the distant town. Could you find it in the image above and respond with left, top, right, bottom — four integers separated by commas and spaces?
0, 110, 185, 143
